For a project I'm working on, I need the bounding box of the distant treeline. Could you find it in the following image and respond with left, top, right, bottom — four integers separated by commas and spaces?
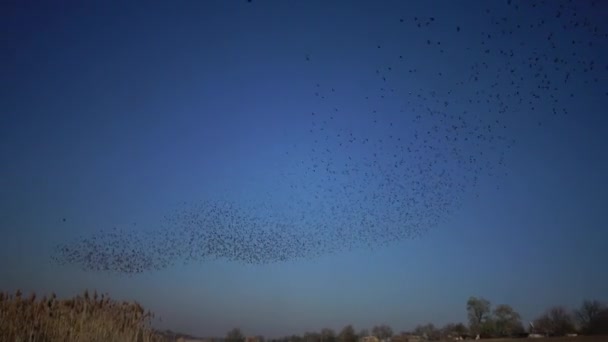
216, 297, 608, 342
2, 290, 607, 342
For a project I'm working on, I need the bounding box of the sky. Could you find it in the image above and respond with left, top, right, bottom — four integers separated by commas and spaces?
1, 0, 608, 338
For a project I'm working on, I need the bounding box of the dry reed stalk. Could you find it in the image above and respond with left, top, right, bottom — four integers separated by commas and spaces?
0, 289, 169, 342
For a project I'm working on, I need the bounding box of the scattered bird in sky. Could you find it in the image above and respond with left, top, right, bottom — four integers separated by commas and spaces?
51, 0, 608, 274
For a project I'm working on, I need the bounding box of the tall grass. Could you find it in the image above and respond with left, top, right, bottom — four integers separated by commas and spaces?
0, 289, 168, 342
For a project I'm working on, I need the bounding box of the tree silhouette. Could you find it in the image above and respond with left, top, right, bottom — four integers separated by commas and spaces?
338, 325, 357, 342
576, 300, 605, 334
320, 328, 336, 342
441, 323, 468, 339
493, 304, 523, 337
371, 325, 393, 340
303, 332, 321, 342
587, 308, 608, 335
466, 296, 491, 334
533, 306, 576, 336
226, 328, 245, 342
413, 324, 440, 341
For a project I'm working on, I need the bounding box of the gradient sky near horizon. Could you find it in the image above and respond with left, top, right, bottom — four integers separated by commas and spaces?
1, 0, 608, 338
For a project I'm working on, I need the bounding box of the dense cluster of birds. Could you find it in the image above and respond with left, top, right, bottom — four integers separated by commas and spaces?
51, 0, 608, 274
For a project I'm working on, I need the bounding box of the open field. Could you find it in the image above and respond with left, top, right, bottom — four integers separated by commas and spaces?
473, 338, 608, 342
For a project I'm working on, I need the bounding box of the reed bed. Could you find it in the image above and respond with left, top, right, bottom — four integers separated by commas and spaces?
0, 289, 168, 342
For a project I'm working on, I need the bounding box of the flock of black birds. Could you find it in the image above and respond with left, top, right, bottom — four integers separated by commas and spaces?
51, 0, 608, 274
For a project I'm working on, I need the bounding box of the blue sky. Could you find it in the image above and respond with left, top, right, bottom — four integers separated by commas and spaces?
1, 0, 607, 338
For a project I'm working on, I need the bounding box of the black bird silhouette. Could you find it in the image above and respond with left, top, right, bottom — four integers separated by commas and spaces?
50, 0, 608, 274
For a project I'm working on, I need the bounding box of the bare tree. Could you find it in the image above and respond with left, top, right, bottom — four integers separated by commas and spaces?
226, 328, 245, 342
455, 323, 469, 337
440, 323, 455, 339
413, 323, 440, 341
320, 328, 336, 342
289, 335, 304, 342
303, 332, 321, 342
338, 325, 357, 342
467, 296, 491, 334
371, 325, 393, 341
358, 329, 369, 338
576, 300, 604, 333
441, 323, 468, 339
493, 304, 524, 337
533, 306, 576, 336
587, 308, 608, 335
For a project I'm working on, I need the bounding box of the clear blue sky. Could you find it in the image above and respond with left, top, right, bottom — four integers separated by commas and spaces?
1, 0, 607, 338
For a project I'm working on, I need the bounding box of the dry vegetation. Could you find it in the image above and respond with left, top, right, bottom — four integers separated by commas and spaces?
2, 289, 606, 342
0, 289, 168, 342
